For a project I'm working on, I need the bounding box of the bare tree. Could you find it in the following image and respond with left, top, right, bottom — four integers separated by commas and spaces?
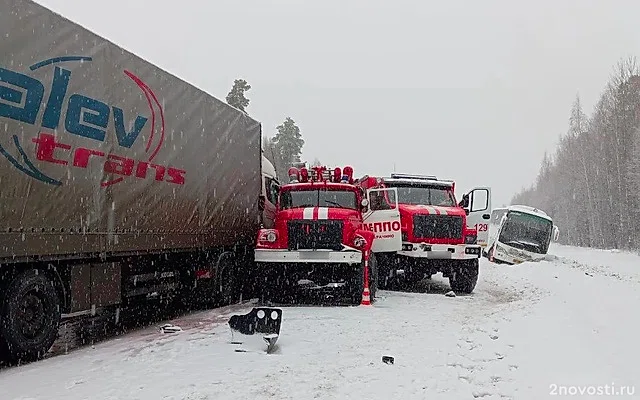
510, 57, 640, 250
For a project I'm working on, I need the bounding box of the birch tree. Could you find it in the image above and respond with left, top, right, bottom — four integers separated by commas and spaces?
509, 57, 640, 250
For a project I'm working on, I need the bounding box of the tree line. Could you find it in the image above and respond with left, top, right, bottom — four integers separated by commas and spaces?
225, 79, 312, 182
511, 57, 640, 250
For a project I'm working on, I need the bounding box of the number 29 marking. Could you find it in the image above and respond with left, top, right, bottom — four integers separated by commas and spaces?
475, 223, 488, 232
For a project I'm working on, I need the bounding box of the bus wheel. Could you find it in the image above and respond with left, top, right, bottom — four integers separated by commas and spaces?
0, 270, 61, 362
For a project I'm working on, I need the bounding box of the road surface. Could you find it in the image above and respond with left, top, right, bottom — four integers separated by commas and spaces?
1, 244, 638, 399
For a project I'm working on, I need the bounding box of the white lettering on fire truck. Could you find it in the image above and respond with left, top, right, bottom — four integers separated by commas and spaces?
359, 221, 401, 233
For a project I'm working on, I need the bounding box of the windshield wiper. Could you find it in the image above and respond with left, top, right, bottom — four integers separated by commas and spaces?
324, 200, 345, 208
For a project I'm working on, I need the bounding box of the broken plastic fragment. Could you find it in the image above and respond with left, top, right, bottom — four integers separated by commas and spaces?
160, 323, 182, 333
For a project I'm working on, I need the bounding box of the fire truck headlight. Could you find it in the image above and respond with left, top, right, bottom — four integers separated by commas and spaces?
259, 230, 277, 243
265, 231, 277, 243
353, 235, 366, 249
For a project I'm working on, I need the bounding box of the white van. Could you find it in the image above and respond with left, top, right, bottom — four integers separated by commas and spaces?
484, 205, 559, 265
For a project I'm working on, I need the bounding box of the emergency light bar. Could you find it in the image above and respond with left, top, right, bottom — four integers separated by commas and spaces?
287, 165, 354, 184
390, 173, 438, 181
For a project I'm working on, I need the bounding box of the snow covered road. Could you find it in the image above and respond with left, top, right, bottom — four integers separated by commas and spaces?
1, 244, 638, 400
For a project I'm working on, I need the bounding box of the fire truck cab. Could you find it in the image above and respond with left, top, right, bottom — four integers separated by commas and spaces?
357, 173, 491, 293
254, 165, 402, 305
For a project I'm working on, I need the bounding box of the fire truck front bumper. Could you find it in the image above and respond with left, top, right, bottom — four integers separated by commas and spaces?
398, 242, 481, 260
254, 248, 363, 264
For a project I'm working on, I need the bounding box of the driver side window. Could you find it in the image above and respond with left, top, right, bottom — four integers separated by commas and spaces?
368, 190, 395, 211
470, 189, 489, 212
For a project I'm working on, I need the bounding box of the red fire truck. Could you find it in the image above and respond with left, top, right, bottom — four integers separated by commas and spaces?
253, 165, 402, 305
357, 173, 491, 293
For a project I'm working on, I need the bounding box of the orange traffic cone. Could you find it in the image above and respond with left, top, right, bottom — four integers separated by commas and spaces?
360, 250, 372, 306
360, 286, 371, 306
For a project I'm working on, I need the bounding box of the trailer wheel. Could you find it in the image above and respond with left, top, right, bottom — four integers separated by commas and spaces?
0, 269, 61, 362
218, 259, 239, 307
448, 259, 479, 294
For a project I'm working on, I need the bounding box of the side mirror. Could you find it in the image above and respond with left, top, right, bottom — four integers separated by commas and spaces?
360, 198, 369, 212
458, 194, 469, 208
464, 209, 469, 216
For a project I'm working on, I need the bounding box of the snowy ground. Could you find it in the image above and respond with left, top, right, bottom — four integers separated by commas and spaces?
1, 244, 639, 400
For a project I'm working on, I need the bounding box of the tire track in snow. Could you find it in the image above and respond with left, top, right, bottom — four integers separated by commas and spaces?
442, 259, 551, 399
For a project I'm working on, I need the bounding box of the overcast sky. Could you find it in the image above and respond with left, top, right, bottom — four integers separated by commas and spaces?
34, 0, 640, 206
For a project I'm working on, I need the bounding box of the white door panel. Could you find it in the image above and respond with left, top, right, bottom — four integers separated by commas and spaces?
463, 187, 492, 246
361, 188, 402, 252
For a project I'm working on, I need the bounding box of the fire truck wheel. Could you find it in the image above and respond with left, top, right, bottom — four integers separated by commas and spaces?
448, 259, 479, 294
375, 253, 395, 290
0, 269, 61, 362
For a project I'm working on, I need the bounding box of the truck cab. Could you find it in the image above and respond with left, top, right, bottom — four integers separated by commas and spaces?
357, 173, 491, 293
254, 165, 401, 304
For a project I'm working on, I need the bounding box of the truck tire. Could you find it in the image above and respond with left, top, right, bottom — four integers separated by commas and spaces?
449, 259, 479, 294
218, 258, 239, 306
375, 253, 395, 290
0, 269, 61, 362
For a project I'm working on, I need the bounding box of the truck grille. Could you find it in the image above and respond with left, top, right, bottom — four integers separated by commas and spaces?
413, 215, 463, 239
287, 220, 344, 251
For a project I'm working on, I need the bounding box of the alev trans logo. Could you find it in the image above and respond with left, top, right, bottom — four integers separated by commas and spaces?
0, 55, 186, 187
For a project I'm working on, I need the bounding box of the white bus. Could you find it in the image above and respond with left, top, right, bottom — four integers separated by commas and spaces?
484, 205, 559, 265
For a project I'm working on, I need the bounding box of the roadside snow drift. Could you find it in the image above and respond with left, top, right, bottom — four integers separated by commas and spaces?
1, 243, 638, 400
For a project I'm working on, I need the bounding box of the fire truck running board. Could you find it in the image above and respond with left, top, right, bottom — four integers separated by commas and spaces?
297, 279, 347, 290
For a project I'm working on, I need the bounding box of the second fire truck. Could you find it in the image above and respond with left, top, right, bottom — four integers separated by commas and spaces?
253, 165, 402, 305
357, 173, 492, 293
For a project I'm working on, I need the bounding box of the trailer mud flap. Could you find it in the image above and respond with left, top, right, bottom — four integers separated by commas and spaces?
228, 307, 282, 354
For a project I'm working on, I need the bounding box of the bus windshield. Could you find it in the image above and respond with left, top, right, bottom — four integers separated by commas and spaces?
280, 189, 357, 210
498, 211, 553, 254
